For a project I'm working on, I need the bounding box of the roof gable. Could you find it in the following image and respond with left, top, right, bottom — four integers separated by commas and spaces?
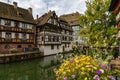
37, 11, 56, 26
59, 12, 81, 26
0, 1, 35, 24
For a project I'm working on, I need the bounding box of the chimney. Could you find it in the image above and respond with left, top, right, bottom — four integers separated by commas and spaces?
28, 7, 32, 14
13, 2, 17, 9
36, 14, 39, 20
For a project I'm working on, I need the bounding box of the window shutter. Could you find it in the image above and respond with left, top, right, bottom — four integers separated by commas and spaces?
26, 34, 29, 39
11, 21, 14, 27
59, 36, 61, 41
27, 24, 29, 29
1, 19, 5, 25
45, 35, 48, 38
19, 23, 22, 28
19, 33, 22, 39
12, 33, 15, 38
31, 25, 33, 29
29, 24, 33, 29
2, 32, 6, 38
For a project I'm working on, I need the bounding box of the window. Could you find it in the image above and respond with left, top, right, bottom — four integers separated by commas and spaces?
48, 18, 52, 23
53, 36, 55, 41
0, 19, 5, 25
62, 30, 64, 34
68, 44, 69, 48
20, 33, 29, 40
57, 45, 59, 49
5, 20, 11, 26
69, 37, 72, 41
75, 36, 78, 40
75, 31, 79, 35
2, 32, 15, 39
51, 36, 53, 41
57, 23, 59, 26
29, 24, 33, 29
71, 22, 73, 23
41, 36, 44, 41
4, 44, 10, 49
65, 31, 66, 34
15, 22, 19, 27
11, 21, 14, 27
65, 44, 67, 48
51, 45, 54, 50
17, 45, 22, 48
62, 36, 64, 40
5, 33, 12, 39
48, 36, 51, 41
67, 37, 69, 41
45, 36, 48, 41
18, 13, 23, 17
22, 23, 27, 29
57, 37, 59, 41
54, 19, 57, 25
54, 36, 57, 41
66, 31, 69, 34
65, 37, 67, 41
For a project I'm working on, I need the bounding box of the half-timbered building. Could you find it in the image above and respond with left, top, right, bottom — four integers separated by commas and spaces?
59, 18, 73, 52
36, 11, 61, 56
0, 2, 35, 53
60, 12, 84, 46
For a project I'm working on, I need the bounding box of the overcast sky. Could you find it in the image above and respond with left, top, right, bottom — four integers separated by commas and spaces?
0, 0, 86, 18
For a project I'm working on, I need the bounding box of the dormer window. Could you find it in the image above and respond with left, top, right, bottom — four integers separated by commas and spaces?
18, 12, 23, 17
71, 22, 73, 23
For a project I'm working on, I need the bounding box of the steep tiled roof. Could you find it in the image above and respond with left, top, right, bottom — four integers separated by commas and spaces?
59, 18, 73, 31
37, 11, 55, 26
0, 1, 35, 24
59, 12, 81, 26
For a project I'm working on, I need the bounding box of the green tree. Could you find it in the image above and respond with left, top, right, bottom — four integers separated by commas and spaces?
79, 0, 118, 47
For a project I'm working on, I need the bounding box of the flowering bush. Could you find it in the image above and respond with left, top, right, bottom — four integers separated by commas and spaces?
55, 55, 115, 80
10, 48, 18, 53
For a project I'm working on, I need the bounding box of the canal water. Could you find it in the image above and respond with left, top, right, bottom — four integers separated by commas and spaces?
0, 53, 71, 80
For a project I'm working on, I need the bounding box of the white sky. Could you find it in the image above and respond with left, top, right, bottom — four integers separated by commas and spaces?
0, 0, 86, 18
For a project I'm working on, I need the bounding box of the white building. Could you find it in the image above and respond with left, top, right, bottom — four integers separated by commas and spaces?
36, 11, 73, 56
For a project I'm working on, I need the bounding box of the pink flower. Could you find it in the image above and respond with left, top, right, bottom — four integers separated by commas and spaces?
93, 75, 99, 80
108, 75, 115, 80
71, 74, 76, 78
64, 76, 67, 80
96, 69, 104, 74
69, 59, 74, 63
100, 64, 108, 69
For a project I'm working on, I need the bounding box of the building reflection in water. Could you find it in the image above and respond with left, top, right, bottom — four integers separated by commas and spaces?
0, 55, 64, 80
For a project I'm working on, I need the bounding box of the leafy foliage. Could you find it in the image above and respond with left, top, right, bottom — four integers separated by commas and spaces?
79, 0, 118, 47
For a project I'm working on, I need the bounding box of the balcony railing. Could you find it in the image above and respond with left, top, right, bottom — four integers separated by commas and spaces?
0, 26, 34, 33
0, 38, 34, 43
